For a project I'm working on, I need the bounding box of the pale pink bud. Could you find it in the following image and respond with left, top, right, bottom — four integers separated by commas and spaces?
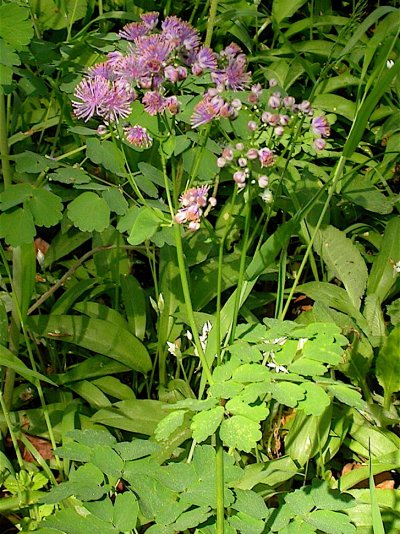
188, 221, 200, 231
238, 157, 247, 167
314, 138, 326, 151
258, 175, 269, 188
217, 157, 226, 168
222, 148, 234, 160
247, 120, 257, 131
247, 148, 259, 159
231, 98, 242, 110
164, 65, 179, 82
97, 125, 107, 135
268, 95, 280, 109
233, 171, 246, 184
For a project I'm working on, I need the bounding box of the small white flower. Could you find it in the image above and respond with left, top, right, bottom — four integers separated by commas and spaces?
266, 354, 289, 374
260, 188, 273, 204
158, 292, 165, 313
393, 260, 400, 274
167, 341, 177, 356
387, 59, 395, 69
297, 337, 308, 350
272, 337, 287, 345
185, 330, 193, 342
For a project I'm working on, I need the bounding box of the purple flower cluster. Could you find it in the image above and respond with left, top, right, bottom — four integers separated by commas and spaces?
175, 185, 216, 231
218, 144, 275, 192
216, 81, 331, 192
72, 77, 135, 123
72, 12, 252, 134
191, 90, 242, 128
124, 125, 153, 148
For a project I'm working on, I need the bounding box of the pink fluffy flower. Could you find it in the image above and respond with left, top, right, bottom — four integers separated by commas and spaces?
124, 125, 153, 148
312, 115, 330, 137
258, 147, 275, 167
192, 47, 218, 75
191, 94, 223, 128
142, 91, 167, 115
72, 76, 111, 122
119, 22, 148, 41
161, 16, 200, 52
175, 185, 214, 231
140, 11, 159, 29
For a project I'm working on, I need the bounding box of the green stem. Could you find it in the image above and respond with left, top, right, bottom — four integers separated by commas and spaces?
281, 156, 347, 319
215, 431, 225, 534
229, 192, 252, 344
2, 367, 16, 417
0, 247, 62, 472
205, 0, 219, 47
0, 390, 24, 469
0, 489, 46, 513
0, 93, 12, 188
216, 190, 238, 363
174, 224, 213, 385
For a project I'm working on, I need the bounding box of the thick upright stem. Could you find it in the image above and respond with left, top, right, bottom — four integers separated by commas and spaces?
174, 224, 213, 385
215, 431, 225, 534
205, 0, 219, 47
0, 93, 12, 189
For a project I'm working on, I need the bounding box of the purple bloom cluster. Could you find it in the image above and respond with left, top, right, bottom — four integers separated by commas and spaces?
124, 125, 153, 148
191, 90, 242, 128
72, 76, 135, 123
216, 81, 331, 192
175, 185, 216, 231
72, 12, 252, 135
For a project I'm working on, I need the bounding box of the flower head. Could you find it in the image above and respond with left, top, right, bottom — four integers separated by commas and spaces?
72, 76, 110, 122
140, 11, 159, 29
161, 16, 200, 52
175, 185, 214, 231
312, 115, 330, 137
258, 147, 275, 167
191, 94, 223, 128
87, 61, 117, 80
192, 47, 218, 75
119, 22, 148, 41
212, 53, 251, 90
142, 91, 167, 115
314, 138, 326, 151
100, 80, 136, 122
124, 125, 153, 148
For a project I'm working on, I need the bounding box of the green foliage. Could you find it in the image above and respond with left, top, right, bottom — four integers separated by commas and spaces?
1, 1, 400, 532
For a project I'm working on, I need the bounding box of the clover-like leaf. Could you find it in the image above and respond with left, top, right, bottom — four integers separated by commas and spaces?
102, 188, 128, 215
225, 398, 269, 423
191, 406, 224, 442
297, 382, 331, 416
220, 415, 261, 452
0, 208, 35, 246
0, 40, 20, 68
155, 410, 187, 442
86, 138, 125, 175
268, 382, 305, 407
0, 183, 32, 210
127, 206, 163, 246
49, 167, 91, 185
67, 192, 110, 232
14, 151, 58, 174
26, 188, 63, 227
0, 3, 34, 50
